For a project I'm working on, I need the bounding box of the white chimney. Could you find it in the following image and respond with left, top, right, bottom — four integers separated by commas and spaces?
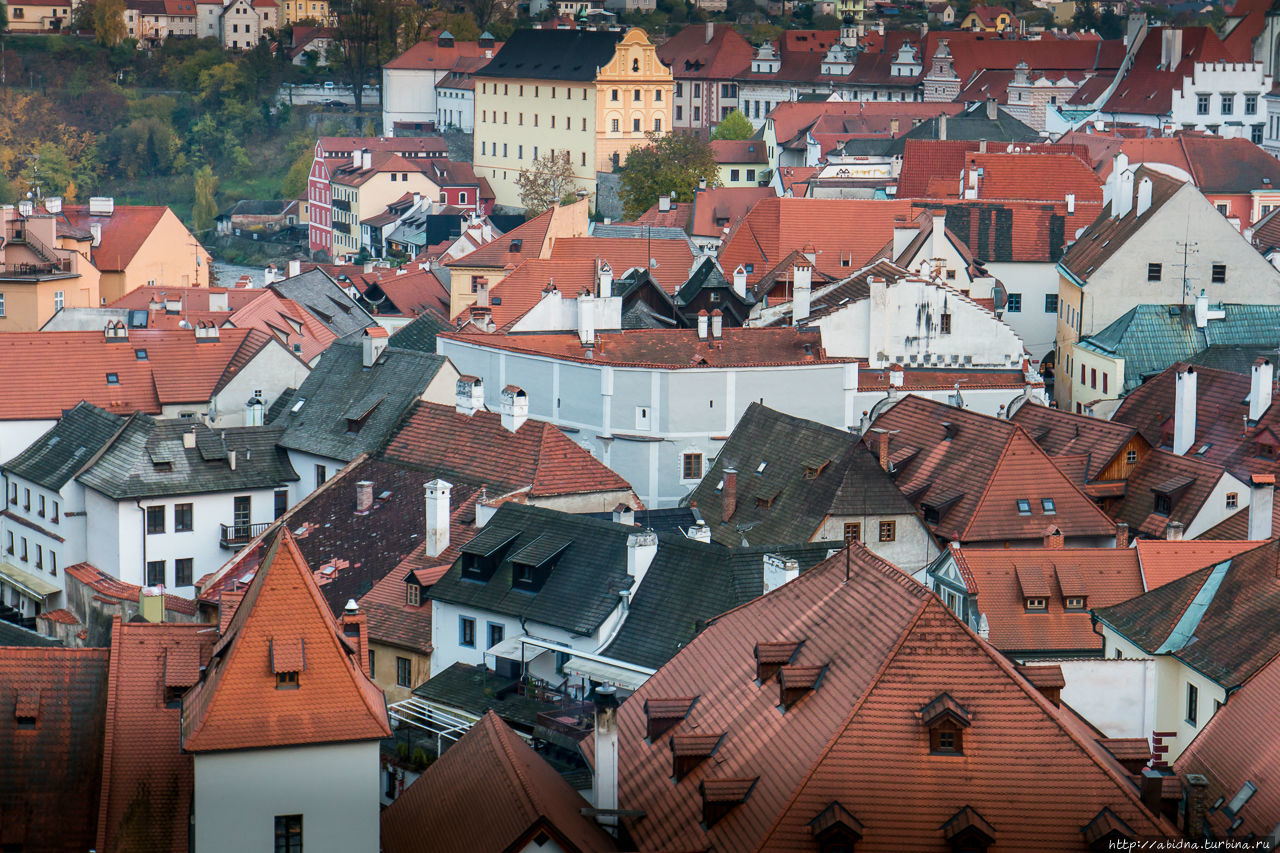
1249, 474, 1274, 540
577, 289, 596, 347
793, 263, 812, 325
1173, 367, 1197, 455
658, 194, 672, 212
710, 309, 723, 339
455, 375, 485, 416
732, 265, 748, 299
44, 196, 61, 214
1136, 176, 1153, 217
1165, 520, 1184, 541
686, 519, 710, 542
90, 222, 102, 247
697, 310, 709, 339
182, 428, 197, 449
207, 289, 229, 312
424, 479, 452, 558
598, 260, 613, 298
762, 553, 800, 592
705, 20, 714, 43
362, 327, 388, 367
499, 385, 528, 433
625, 529, 658, 588
355, 480, 374, 514
612, 503, 635, 526
1065, 192, 1076, 214
592, 685, 620, 829
287, 259, 301, 278
1251, 358, 1274, 421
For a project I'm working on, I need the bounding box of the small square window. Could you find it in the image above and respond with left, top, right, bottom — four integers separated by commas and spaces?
276, 671, 299, 689
135, 349, 148, 360
1044, 293, 1058, 313
682, 452, 703, 480
106, 373, 120, 384
843, 522, 860, 544
1041, 498, 1056, 514
1025, 597, 1047, 611
407, 582, 420, 607
1065, 596, 1085, 610
1212, 263, 1227, 284
1147, 263, 1162, 282
1126, 449, 1138, 464
396, 656, 412, 687
1226, 492, 1238, 509
878, 520, 896, 542
146, 506, 166, 535
1016, 499, 1031, 515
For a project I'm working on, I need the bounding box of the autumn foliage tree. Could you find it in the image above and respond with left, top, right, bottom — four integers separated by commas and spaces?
619, 132, 719, 220
516, 151, 580, 215
92, 0, 128, 47
711, 109, 753, 141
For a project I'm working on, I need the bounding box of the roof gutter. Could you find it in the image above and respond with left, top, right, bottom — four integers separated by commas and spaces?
1057, 261, 1085, 288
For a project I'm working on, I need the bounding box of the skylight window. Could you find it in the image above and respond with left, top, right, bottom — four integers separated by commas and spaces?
1225, 781, 1257, 816
1016, 499, 1031, 515
135, 349, 148, 360
291, 398, 306, 413
1041, 498, 1056, 514
756, 461, 767, 473
106, 373, 119, 385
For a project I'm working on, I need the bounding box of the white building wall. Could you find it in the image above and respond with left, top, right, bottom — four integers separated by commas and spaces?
429, 599, 615, 680
811, 512, 938, 572
193, 740, 381, 853
0, 474, 86, 610
210, 344, 311, 427
1168, 61, 1270, 142
0, 419, 59, 470
84, 487, 131, 582
986, 260, 1060, 361
1055, 657, 1157, 739
382, 68, 445, 133
436, 86, 476, 132
1184, 473, 1249, 539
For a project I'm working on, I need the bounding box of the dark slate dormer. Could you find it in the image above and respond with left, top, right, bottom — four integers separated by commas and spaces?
700, 777, 757, 827
809, 801, 864, 853
645, 696, 697, 740
458, 525, 521, 583
920, 692, 971, 754
671, 732, 724, 780
754, 640, 802, 682
941, 805, 996, 852
508, 533, 571, 593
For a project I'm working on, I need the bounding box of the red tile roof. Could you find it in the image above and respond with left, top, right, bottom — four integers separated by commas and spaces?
109, 285, 262, 313
718, 197, 915, 287
950, 544, 1144, 653
656, 22, 754, 81
227, 291, 338, 362
1110, 448, 1235, 538
923, 31, 1126, 85
440, 326, 850, 370
1134, 538, 1260, 589
381, 711, 616, 853
57, 204, 202, 273
446, 206, 555, 269
968, 151, 1104, 206
383, 35, 502, 71
459, 258, 596, 330
65, 562, 199, 616
868, 395, 1117, 543
95, 618, 217, 853
548, 236, 694, 294
1119, 135, 1280, 195
612, 544, 1174, 851
0, 646, 111, 853
180, 529, 391, 752
689, 186, 774, 239
0, 328, 284, 421
381, 401, 634, 498
768, 101, 967, 150
1175, 649, 1280, 837
627, 198, 694, 231
357, 564, 431, 655
1011, 401, 1145, 483
355, 266, 451, 318
710, 139, 768, 164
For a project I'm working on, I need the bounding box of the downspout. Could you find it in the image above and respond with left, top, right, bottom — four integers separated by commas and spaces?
136, 499, 148, 588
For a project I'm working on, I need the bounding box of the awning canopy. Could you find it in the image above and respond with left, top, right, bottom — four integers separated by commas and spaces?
486, 635, 550, 662
0, 563, 61, 600
562, 656, 651, 692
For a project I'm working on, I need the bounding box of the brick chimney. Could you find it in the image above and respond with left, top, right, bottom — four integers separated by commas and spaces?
355, 480, 374, 515
721, 467, 737, 522
339, 599, 370, 677
1043, 525, 1064, 549
1183, 774, 1209, 840
1115, 522, 1129, 549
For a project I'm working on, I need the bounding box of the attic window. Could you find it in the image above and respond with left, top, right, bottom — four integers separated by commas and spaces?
671, 732, 724, 780
700, 778, 757, 827
1041, 498, 1056, 514
942, 806, 997, 852
1065, 596, 1086, 610
407, 581, 421, 607
509, 238, 523, 252
756, 461, 767, 473
1016, 499, 1031, 515
106, 373, 120, 385
14, 688, 39, 729
1153, 493, 1173, 516
809, 802, 864, 852
921, 692, 971, 755
645, 696, 697, 740
135, 349, 148, 360
778, 664, 825, 710
1225, 781, 1257, 816
755, 491, 780, 509
276, 671, 299, 689
754, 640, 802, 682
803, 460, 830, 480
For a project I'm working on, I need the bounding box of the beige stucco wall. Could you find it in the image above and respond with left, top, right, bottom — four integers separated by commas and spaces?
109, 209, 211, 304
371, 641, 431, 705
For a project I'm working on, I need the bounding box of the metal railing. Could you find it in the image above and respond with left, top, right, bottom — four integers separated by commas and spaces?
219, 521, 271, 549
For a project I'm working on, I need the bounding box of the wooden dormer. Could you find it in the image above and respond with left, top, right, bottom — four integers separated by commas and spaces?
809, 801, 864, 852
778, 664, 826, 711
670, 732, 724, 781
920, 692, 972, 755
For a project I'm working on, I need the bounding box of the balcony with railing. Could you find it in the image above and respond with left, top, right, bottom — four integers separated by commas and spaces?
219, 521, 271, 549
1, 223, 73, 277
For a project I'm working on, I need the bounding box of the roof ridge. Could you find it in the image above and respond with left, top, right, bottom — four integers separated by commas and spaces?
483, 711, 544, 826
753, 594, 932, 851
93, 615, 126, 853
956, 426, 1019, 540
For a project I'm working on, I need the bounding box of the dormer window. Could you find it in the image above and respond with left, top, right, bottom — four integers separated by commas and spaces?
406, 581, 421, 607
1025, 597, 1048, 611
1065, 596, 1086, 610
921, 692, 971, 755
942, 806, 997, 852
276, 671, 299, 689
1153, 493, 1172, 515
272, 637, 304, 689
809, 802, 864, 853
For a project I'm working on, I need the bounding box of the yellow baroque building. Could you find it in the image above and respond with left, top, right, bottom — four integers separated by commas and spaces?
472, 27, 674, 211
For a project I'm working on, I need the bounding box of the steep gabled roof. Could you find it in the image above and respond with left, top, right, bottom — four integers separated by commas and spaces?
382, 711, 616, 853
381, 401, 633, 498
446, 206, 556, 268
0, 646, 110, 853
1010, 401, 1142, 483
96, 619, 217, 853
614, 545, 1174, 851
180, 529, 391, 752
656, 22, 754, 80
549, 236, 695, 294
387, 308, 453, 353
685, 402, 915, 547
3, 401, 126, 490
869, 395, 1116, 542
277, 340, 451, 463
1175, 649, 1280, 838
1059, 167, 1185, 282
58, 205, 189, 272
383, 35, 502, 71
270, 269, 378, 339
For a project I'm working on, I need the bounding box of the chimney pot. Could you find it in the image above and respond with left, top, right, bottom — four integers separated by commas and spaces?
1250, 358, 1274, 421
697, 310, 709, 340
710, 309, 723, 339
1165, 521, 1184, 541
1043, 526, 1064, 549
1184, 773, 1210, 840
499, 385, 528, 432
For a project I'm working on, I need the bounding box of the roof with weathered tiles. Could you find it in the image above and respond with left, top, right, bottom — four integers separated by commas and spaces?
3, 401, 126, 491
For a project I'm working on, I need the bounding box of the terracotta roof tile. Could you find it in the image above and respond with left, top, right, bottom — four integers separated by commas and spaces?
869, 395, 1116, 543
689, 186, 773, 240
58, 205, 198, 273
380, 711, 616, 852
1111, 449, 1235, 537
65, 562, 198, 616
1134, 539, 1260, 589
0, 328, 282, 421
446, 206, 555, 269
384, 35, 502, 71
95, 619, 216, 853
656, 22, 754, 81
180, 529, 391, 752
548, 236, 695, 294
612, 545, 1175, 850
1011, 401, 1144, 482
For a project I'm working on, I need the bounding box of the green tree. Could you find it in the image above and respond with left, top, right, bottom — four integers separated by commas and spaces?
619, 132, 719, 220
332, 0, 397, 112
0, 3, 9, 33
711, 109, 753, 141
281, 141, 314, 198
1072, 0, 1098, 32
92, 0, 128, 47
193, 164, 219, 230
516, 151, 580, 215
1097, 6, 1122, 38
21, 142, 75, 198
0, 173, 14, 205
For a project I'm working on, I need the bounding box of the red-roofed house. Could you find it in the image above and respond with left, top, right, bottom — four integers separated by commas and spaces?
688, 186, 774, 250
605, 544, 1176, 850
182, 529, 390, 851
959, 4, 1012, 31
382, 32, 501, 135
657, 23, 754, 131
710, 139, 768, 187
330, 151, 444, 262
1118, 134, 1280, 227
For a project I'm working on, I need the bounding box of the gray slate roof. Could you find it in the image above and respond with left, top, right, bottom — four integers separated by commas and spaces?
4, 402, 125, 491
388, 310, 452, 354
413, 662, 561, 730
683, 403, 916, 547
602, 537, 837, 669
76, 416, 297, 500
883, 104, 1038, 156
277, 341, 450, 463
1078, 303, 1280, 393
472, 28, 624, 81
428, 503, 637, 636
270, 270, 376, 339
0, 619, 60, 646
